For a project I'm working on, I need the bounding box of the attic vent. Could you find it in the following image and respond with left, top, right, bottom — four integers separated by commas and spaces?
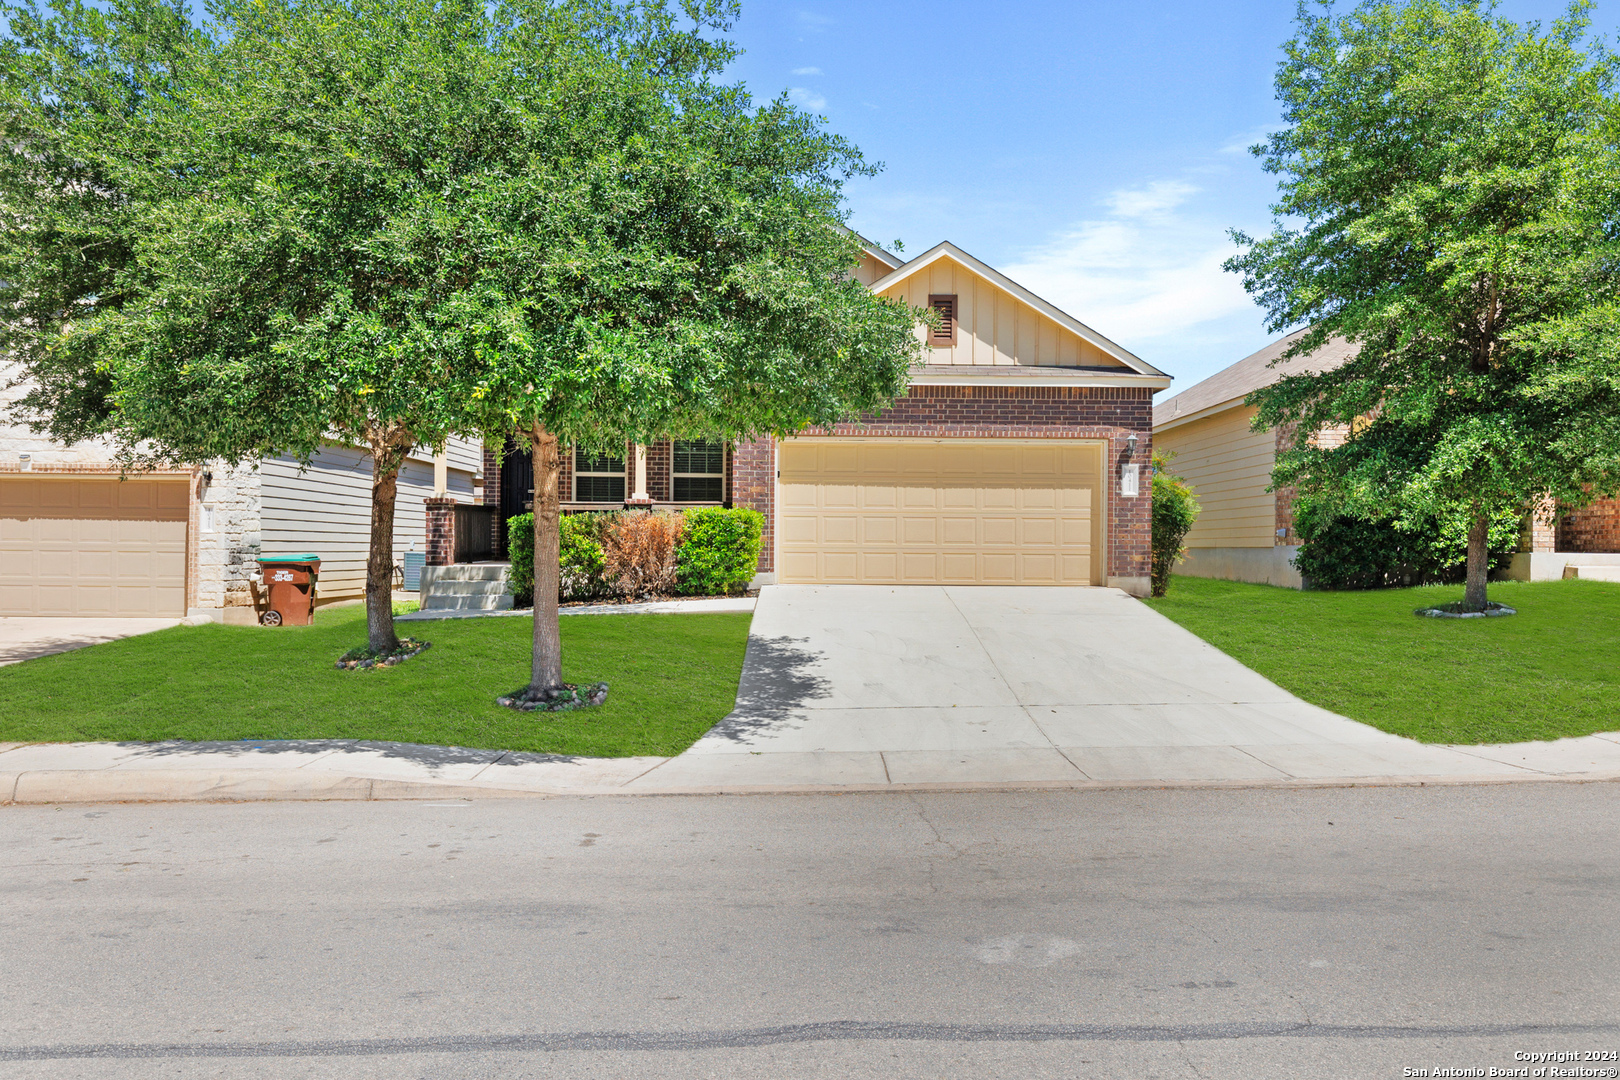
928, 294, 957, 347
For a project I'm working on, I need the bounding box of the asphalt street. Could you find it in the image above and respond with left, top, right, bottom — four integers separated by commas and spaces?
2, 783, 1618, 1079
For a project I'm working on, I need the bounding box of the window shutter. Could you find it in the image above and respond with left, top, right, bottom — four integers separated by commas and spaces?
928, 294, 957, 347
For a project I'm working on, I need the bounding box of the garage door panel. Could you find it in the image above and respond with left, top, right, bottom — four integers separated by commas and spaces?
822, 516, 858, 544
902, 518, 937, 544
861, 552, 897, 580
778, 441, 1101, 587
982, 517, 1017, 546
1, 477, 189, 616
1022, 518, 1058, 546
861, 517, 897, 544
980, 553, 1016, 582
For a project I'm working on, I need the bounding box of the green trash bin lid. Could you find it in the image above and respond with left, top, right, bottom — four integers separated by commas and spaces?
259, 554, 321, 563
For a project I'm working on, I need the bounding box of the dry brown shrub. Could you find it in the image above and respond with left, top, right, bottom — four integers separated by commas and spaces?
603, 512, 683, 599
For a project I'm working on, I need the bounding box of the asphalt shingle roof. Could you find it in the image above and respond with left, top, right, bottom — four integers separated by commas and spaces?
1154, 330, 1357, 429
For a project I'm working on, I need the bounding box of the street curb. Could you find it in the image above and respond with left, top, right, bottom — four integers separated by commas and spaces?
2, 767, 1618, 805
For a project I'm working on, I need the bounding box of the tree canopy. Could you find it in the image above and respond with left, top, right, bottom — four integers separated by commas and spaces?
1, 0, 924, 672
1228, 0, 1620, 609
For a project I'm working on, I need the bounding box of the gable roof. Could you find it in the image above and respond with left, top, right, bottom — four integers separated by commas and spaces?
855, 233, 905, 271
1153, 329, 1357, 432
869, 241, 1168, 379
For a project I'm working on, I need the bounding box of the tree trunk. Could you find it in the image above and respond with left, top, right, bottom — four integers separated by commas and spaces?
365, 431, 405, 654
528, 424, 563, 690
1463, 510, 1490, 612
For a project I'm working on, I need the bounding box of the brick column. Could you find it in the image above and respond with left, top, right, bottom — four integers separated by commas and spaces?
731, 437, 776, 575
1107, 426, 1152, 593
425, 496, 456, 566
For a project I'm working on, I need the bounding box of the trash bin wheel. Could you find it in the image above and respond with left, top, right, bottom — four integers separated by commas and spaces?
260, 610, 283, 627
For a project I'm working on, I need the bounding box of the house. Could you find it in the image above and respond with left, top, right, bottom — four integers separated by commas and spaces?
1152, 330, 1620, 587
2, 236, 1170, 617
474, 239, 1171, 595
1151, 330, 1356, 588
1, 361, 486, 622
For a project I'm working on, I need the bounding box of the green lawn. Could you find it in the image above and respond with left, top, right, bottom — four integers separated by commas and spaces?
0, 606, 751, 756
1144, 575, 1620, 744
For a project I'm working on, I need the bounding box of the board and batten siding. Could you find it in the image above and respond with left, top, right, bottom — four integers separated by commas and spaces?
1156, 405, 1277, 549
876, 256, 1127, 369
260, 443, 475, 602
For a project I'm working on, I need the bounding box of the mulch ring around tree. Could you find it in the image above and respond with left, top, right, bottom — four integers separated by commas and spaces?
497, 682, 610, 713
1414, 602, 1517, 619
335, 638, 432, 670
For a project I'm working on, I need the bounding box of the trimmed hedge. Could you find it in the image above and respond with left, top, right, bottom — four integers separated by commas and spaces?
1292, 499, 1521, 590
505, 506, 761, 604
506, 511, 612, 604
676, 507, 764, 596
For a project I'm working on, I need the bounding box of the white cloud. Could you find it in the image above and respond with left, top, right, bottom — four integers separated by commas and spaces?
788, 86, 827, 112
1219, 125, 1274, 155
791, 66, 822, 75
1001, 179, 1255, 350
795, 10, 833, 31
1102, 180, 1197, 221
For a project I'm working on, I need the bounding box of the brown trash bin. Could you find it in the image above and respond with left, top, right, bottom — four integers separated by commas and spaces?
257, 555, 321, 626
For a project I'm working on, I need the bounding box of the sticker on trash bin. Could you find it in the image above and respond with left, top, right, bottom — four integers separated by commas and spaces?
273, 570, 294, 581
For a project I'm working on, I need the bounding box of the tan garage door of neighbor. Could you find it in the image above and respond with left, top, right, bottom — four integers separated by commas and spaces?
0, 476, 188, 616
779, 440, 1104, 586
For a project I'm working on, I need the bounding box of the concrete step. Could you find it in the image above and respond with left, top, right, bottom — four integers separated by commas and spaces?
421, 591, 515, 612
421, 563, 511, 583
419, 563, 514, 611
1566, 565, 1620, 583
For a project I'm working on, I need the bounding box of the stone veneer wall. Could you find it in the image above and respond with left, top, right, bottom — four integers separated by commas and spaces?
729, 385, 1155, 583
193, 462, 262, 615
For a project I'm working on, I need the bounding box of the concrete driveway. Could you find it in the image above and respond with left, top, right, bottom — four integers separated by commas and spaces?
632, 585, 1620, 789
0, 617, 181, 667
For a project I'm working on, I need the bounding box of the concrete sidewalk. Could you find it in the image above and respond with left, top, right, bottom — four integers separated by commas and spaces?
5, 584, 1620, 803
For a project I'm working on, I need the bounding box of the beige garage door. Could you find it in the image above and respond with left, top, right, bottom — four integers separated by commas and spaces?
0, 476, 188, 616
779, 440, 1103, 586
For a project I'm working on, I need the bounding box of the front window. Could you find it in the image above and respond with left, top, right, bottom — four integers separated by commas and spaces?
673, 440, 725, 502
574, 448, 625, 503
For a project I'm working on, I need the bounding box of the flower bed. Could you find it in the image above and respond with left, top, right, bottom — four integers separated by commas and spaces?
497, 682, 610, 713
335, 638, 432, 670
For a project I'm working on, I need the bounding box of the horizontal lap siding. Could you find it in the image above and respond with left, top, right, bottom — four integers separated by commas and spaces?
260, 445, 474, 601
1156, 406, 1276, 549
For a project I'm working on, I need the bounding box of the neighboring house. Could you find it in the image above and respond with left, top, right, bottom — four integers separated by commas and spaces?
3, 236, 1171, 616
1153, 330, 1620, 587
1, 360, 484, 622
475, 238, 1171, 594
1152, 331, 1356, 588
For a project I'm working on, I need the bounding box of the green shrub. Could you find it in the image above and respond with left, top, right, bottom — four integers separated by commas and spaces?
1292, 499, 1521, 590
676, 507, 764, 595
1150, 452, 1201, 598
506, 511, 613, 605
560, 513, 610, 600
507, 513, 534, 604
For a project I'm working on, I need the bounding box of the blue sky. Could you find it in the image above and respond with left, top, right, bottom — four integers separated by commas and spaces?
722, 1, 1620, 393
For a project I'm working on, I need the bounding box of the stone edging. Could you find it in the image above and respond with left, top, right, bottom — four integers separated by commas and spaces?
1415, 603, 1517, 619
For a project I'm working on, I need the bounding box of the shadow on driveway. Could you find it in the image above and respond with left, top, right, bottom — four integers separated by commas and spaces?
701, 635, 832, 745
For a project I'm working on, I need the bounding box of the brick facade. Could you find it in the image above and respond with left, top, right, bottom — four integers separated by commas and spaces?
730, 384, 1155, 584
1558, 497, 1620, 553
731, 437, 777, 572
